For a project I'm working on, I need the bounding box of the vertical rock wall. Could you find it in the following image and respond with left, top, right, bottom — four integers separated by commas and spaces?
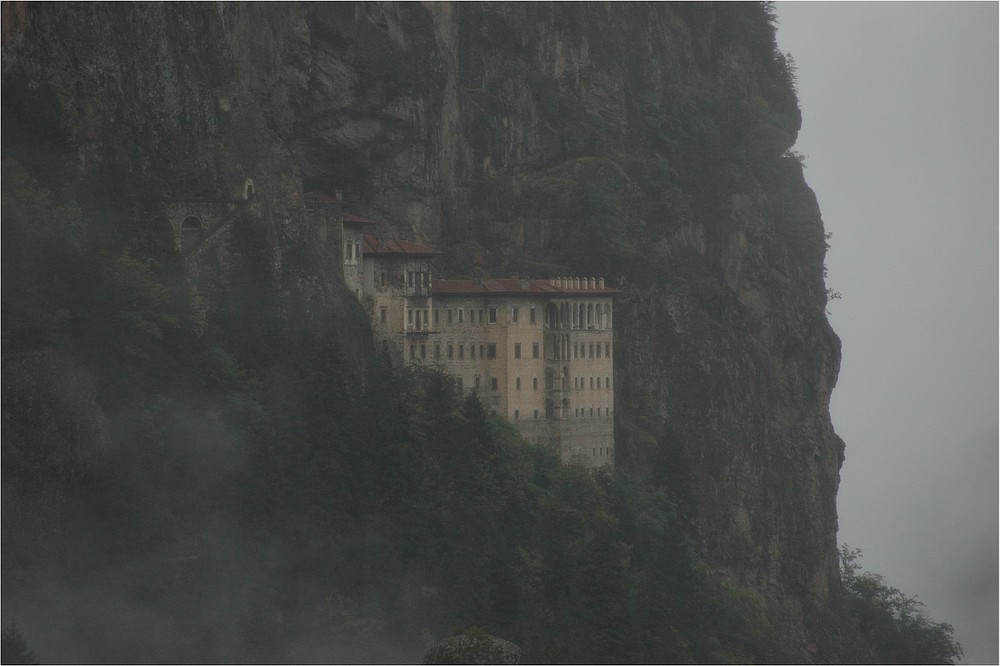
3, 1, 844, 653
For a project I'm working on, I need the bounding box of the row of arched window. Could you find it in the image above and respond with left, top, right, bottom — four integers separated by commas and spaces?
544, 301, 612, 330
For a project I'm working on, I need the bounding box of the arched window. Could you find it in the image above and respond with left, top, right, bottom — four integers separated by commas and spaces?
545, 398, 555, 419
182, 216, 202, 232
243, 178, 255, 200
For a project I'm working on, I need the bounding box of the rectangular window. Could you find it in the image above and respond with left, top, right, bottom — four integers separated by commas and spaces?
448, 309, 454, 324
573, 344, 578, 359
459, 309, 464, 323
516, 377, 521, 390
420, 344, 426, 359
491, 377, 498, 390
606, 376, 610, 389
530, 307, 536, 324
474, 376, 481, 390
344, 243, 351, 261
410, 344, 415, 359
534, 410, 539, 419
596, 343, 601, 358
424, 310, 430, 327
514, 343, 521, 359
457, 378, 464, 392
380, 272, 387, 287
434, 344, 441, 359
480, 309, 485, 324
380, 308, 387, 325
590, 377, 594, 389
590, 407, 594, 417
458, 345, 464, 360
448, 345, 454, 359
485, 344, 494, 359
407, 309, 413, 325
532, 377, 538, 390
589, 343, 594, 358
511, 307, 519, 323
355, 242, 361, 260
532, 342, 539, 359
434, 309, 440, 325
514, 410, 519, 419
471, 345, 476, 359
408, 272, 414, 287
605, 342, 610, 357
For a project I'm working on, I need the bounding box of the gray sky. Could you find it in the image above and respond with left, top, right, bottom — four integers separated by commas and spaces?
774, 2, 998, 663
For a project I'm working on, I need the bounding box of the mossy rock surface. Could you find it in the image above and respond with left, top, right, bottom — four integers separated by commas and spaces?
423, 629, 521, 665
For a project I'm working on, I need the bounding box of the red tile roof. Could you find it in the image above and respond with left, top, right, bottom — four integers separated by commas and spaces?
433, 278, 618, 296
363, 234, 443, 257
304, 191, 341, 204
344, 212, 377, 226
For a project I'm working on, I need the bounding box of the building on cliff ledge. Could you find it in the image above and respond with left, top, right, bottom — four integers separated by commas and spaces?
310, 194, 617, 468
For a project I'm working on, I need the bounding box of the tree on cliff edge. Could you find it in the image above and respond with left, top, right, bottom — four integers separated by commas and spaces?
841, 546, 962, 664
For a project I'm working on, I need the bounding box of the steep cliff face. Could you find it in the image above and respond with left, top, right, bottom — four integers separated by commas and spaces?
3, 1, 843, 655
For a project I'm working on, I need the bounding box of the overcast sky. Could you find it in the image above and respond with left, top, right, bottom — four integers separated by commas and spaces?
773, 2, 998, 663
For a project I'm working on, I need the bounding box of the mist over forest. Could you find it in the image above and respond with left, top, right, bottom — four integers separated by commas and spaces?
2, 2, 963, 663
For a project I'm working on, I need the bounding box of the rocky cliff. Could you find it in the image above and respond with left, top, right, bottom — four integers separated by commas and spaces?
3, 1, 843, 657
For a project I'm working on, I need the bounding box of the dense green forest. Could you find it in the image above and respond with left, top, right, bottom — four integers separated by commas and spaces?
2, 155, 961, 663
